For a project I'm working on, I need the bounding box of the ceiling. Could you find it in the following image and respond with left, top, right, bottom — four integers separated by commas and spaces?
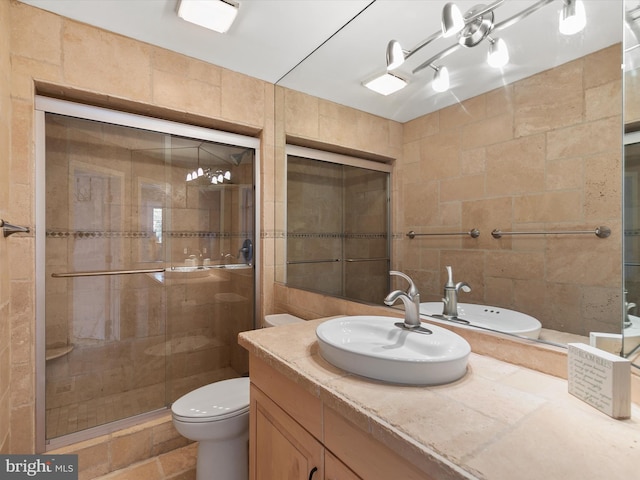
19, 0, 622, 122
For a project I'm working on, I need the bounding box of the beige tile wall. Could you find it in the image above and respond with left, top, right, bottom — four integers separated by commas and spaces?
275, 46, 622, 339
6, 0, 272, 468
0, 0, 12, 455
395, 45, 622, 337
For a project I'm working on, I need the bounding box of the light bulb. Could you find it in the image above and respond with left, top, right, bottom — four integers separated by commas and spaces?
224, 170, 231, 180
186, 173, 192, 181
432, 66, 450, 92
211, 176, 218, 184
197, 167, 204, 177
442, 3, 464, 38
386, 40, 405, 70
559, 0, 586, 35
487, 38, 509, 68
218, 174, 224, 183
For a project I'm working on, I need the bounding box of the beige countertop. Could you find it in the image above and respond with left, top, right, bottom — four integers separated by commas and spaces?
239, 318, 640, 480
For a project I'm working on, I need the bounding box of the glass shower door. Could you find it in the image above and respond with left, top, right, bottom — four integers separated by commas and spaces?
39, 101, 257, 448
44, 114, 170, 440
286, 150, 390, 304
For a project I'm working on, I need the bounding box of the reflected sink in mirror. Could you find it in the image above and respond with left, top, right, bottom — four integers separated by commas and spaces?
625, 315, 640, 356
419, 302, 542, 339
211, 263, 252, 270
316, 316, 470, 385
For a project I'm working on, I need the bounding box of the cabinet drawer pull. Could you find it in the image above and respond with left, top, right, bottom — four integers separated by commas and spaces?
308, 466, 318, 480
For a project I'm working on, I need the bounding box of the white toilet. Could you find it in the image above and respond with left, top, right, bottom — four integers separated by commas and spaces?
172, 314, 303, 480
171, 377, 250, 480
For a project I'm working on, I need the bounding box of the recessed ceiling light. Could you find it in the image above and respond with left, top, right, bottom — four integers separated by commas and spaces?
177, 0, 239, 34
363, 73, 407, 96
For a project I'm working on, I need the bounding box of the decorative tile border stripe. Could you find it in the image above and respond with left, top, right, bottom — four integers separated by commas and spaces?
46, 231, 254, 239
262, 230, 402, 239
285, 232, 389, 239
46, 231, 151, 239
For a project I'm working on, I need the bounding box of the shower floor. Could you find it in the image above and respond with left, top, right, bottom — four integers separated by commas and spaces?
45, 366, 240, 440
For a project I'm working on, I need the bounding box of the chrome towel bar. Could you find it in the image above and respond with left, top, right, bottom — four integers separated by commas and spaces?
52, 268, 166, 278
286, 259, 340, 265
491, 226, 611, 239
345, 257, 389, 262
406, 228, 480, 239
1, 219, 30, 237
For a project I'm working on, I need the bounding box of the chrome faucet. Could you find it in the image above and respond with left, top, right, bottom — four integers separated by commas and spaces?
442, 266, 471, 318
384, 271, 421, 329
625, 290, 635, 328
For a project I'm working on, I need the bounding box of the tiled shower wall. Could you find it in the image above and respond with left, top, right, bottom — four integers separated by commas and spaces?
343, 166, 389, 302
397, 44, 622, 337
43, 114, 254, 439
287, 157, 344, 296
286, 157, 390, 304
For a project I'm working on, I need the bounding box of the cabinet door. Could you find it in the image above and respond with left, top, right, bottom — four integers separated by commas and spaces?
325, 451, 361, 480
251, 384, 323, 480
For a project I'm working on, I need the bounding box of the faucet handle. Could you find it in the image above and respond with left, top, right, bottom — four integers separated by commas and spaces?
389, 271, 419, 297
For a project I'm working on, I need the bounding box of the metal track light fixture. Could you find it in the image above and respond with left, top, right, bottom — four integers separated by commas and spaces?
368, 0, 586, 95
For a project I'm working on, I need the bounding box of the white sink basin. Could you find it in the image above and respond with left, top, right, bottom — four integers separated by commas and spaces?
316, 316, 470, 385
419, 302, 542, 339
624, 315, 640, 355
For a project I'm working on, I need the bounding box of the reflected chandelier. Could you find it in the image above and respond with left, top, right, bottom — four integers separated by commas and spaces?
366, 0, 586, 95
186, 167, 232, 184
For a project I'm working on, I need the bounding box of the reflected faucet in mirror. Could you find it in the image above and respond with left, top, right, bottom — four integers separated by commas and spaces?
442, 266, 471, 319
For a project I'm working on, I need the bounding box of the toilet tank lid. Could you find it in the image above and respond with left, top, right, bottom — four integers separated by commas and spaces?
264, 313, 303, 327
171, 377, 250, 420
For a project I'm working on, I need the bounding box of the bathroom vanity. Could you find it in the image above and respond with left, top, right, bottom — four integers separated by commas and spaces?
239, 318, 640, 480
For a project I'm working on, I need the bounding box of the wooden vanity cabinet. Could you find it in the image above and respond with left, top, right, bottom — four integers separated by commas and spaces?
251, 385, 324, 479
248, 355, 432, 480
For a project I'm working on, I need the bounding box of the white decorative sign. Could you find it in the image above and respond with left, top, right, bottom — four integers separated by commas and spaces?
567, 343, 631, 419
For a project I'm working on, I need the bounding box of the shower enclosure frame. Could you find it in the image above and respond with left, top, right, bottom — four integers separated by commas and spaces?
284, 144, 393, 303
34, 96, 261, 452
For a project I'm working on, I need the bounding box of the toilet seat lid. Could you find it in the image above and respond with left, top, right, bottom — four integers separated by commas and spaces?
171, 377, 250, 422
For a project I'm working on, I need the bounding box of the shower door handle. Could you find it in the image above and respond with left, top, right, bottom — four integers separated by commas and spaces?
308, 467, 318, 480
51, 268, 165, 278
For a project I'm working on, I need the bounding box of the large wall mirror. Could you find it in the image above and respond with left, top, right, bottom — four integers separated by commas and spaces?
274, 1, 632, 364
625, 0, 640, 367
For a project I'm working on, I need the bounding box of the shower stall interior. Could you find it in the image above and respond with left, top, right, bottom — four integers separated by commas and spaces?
286, 147, 391, 304
35, 98, 258, 451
